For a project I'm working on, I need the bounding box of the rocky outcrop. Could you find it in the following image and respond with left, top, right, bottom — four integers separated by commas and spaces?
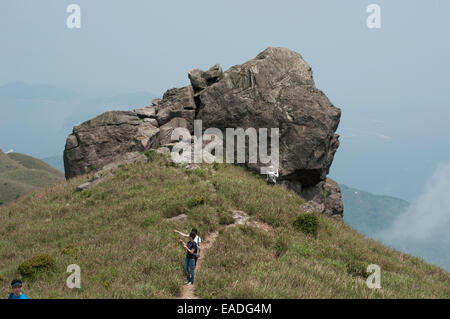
295, 178, 343, 217
64, 111, 159, 178
63, 47, 344, 216
195, 47, 341, 186
189, 64, 223, 92
156, 86, 196, 133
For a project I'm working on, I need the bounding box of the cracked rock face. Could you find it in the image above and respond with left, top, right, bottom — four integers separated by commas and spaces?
294, 177, 344, 217
195, 47, 341, 186
156, 86, 196, 133
63, 47, 343, 216
63, 111, 159, 178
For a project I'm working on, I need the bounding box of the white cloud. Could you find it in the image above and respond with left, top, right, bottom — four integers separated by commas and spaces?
378, 162, 450, 268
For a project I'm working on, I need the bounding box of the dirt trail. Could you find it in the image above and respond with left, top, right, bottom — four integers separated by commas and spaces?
178, 210, 274, 299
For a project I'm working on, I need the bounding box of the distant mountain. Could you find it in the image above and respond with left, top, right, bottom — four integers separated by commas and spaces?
41, 155, 64, 173
0, 81, 156, 159
341, 184, 410, 237
0, 150, 64, 205
0, 81, 81, 101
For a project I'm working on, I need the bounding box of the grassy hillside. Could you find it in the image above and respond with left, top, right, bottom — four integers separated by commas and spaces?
341, 185, 410, 237
0, 151, 64, 205
0, 152, 448, 298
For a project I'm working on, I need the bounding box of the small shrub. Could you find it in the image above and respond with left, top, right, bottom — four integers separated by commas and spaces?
18, 254, 55, 277
61, 244, 79, 256
0, 200, 3, 206
293, 213, 319, 238
187, 196, 205, 208
346, 260, 369, 279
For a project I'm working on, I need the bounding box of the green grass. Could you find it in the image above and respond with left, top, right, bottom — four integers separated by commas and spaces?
0, 151, 64, 204
0, 153, 448, 298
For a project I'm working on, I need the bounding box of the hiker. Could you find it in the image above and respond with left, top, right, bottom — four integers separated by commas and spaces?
174, 228, 201, 266
266, 165, 279, 185
179, 231, 198, 285
8, 279, 28, 299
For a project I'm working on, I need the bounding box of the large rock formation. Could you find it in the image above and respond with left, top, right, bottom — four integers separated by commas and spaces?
195, 48, 340, 184
63, 47, 343, 217
63, 111, 159, 178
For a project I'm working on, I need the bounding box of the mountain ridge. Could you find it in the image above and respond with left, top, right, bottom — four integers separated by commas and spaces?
0, 150, 64, 204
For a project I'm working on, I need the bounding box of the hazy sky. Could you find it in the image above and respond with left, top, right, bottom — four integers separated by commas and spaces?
1, 0, 449, 201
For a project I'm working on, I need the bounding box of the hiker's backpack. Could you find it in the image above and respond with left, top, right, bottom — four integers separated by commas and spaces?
194, 238, 201, 258
194, 247, 200, 258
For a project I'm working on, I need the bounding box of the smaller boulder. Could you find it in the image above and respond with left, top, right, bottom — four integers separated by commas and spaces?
297, 177, 343, 217
76, 182, 93, 192
136, 123, 160, 149
156, 86, 196, 128
188, 64, 223, 92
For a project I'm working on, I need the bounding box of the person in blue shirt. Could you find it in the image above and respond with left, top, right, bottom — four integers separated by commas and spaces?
179, 232, 198, 285
174, 228, 201, 267
8, 279, 28, 299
